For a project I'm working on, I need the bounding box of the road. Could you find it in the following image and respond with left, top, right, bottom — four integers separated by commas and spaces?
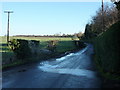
2, 44, 101, 88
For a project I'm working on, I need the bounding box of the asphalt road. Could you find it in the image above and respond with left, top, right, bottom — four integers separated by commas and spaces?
2, 44, 101, 88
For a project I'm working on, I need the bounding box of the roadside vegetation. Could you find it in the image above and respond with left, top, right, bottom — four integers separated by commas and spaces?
83, 1, 120, 88
1, 1, 120, 88
93, 21, 120, 79
0, 36, 85, 70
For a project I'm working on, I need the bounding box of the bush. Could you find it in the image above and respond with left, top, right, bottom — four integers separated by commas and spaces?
31, 40, 39, 47
93, 21, 120, 77
47, 40, 58, 52
9, 39, 32, 59
71, 35, 79, 40
73, 41, 86, 49
28, 40, 40, 55
8, 39, 20, 51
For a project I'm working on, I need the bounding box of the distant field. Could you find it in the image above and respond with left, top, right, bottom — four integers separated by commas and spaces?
13, 36, 72, 41
0, 36, 77, 68
0, 36, 73, 52
0, 36, 71, 43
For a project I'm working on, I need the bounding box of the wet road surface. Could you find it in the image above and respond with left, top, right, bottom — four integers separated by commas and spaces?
2, 44, 101, 88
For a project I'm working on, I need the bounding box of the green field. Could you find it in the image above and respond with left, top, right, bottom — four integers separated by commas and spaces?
0, 36, 77, 69
0, 36, 71, 42
0, 36, 73, 52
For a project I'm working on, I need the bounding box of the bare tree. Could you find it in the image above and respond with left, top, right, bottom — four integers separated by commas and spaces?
112, 0, 120, 20
91, 4, 118, 33
84, 3, 118, 38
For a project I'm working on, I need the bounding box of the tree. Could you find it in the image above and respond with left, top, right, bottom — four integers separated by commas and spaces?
84, 24, 95, 39
84, 3, 118, 39
71, 34, 79, 41
111, 0, 120, 20
76, 32, 83, 40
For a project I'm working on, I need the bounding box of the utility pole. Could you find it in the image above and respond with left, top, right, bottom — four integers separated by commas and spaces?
4, 11, 13, 44
102, 0, 104, 32
102, 0, 104, 13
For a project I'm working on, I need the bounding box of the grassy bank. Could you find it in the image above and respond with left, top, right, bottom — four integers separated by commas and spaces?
92, 21, 120, 87
0, 36, 79, 69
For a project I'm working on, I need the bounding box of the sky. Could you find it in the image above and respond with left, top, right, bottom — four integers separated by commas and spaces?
1, 1, 113, 36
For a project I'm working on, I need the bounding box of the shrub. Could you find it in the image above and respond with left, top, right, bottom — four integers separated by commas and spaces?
8, 39, 20, 51
31, 40, 39, 47
47, 40, 58, 52
73, 41, 86, 49
9, 39, 32, 59
71, 35, 79, 41
28, 40, 40, 55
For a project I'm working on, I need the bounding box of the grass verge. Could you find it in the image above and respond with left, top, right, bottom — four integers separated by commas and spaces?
1, 37, 82, 70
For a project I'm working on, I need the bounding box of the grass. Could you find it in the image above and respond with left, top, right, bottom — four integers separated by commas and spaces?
0, 36, 73, 52
0, 36, 72, 51
0, 36, 77, 69
12, 36, 71, 42
92, 21, 120, 80
56, 41, 76, 53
